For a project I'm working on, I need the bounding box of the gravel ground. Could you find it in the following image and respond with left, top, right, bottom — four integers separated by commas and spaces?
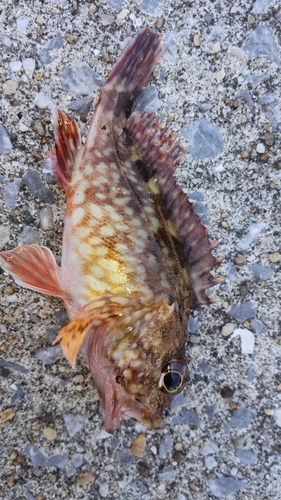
0, 1, 280, 499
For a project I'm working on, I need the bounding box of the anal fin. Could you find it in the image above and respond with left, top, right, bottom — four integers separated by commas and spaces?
0, 245, 63, 298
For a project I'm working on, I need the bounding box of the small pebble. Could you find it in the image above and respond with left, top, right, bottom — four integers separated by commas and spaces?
212, 41, 221, 53
194, 34, 201, 46
76, 471, 93, 486
99, 482, 109, 498
233, 254, 246, 265
220, 386, 234, 399
130, 434, 146, 458
3, 80, 18, 95
18, 226, 40, 246
221, 323, 236, 337
34, 120, 46, 137
268, 252, 281, 263
230, 408, 250, 428
40, 206, 54, 230
0, 408, 15, 424
43, 427, 57, 441
256, 142, 265, 153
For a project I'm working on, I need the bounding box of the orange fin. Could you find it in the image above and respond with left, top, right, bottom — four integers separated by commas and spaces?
49, 109, 82, 190
126, 111, 220, 306
53, 293, 141, 368
0, 245, 62, 298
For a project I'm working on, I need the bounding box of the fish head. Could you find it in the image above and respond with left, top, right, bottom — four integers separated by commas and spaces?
87, 297, 189, 433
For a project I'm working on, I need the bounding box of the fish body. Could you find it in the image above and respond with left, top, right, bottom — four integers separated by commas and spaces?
0, 29, 220, 432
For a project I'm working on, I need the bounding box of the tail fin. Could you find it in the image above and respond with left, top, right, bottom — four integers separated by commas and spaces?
101, 28, 165, 116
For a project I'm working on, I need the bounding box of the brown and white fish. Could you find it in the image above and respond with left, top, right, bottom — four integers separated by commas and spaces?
0, 28, 221, 433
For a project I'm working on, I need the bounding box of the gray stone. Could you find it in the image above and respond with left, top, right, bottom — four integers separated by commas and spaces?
0, 225, 10, 248
193, 201, 210, 226
188, 191, 204, 202
0, 124, 12, 154
170, 392, 186, 411
208, 477, 247, 498
250, 318, 265, 334
198, 360, 213, 374
46, 326, 60, 343
71, 453, 83, 468
23, 170, 55, 203
61, 62, 104, 95
230, 408, 250, 429
3, 80, 18, 95
202, 440, 219, 456
43, 32, 63, 50
259, 94, 281, 131
242, 73, 270, 84
242, 26, 280, 66
40, 206, 54, 230
205, 456, 218, 469
199, 102, 214, 112
236, 449, 258, 465
3, 178, 22, 209
134, 86, 162, 113
139, 0, 161, 15
180, 119, 224, 160
41, 160, 57, 184
0, 35, 12, 54
163, 35, 179, 63
116, 451, 135, 465
251, 0, 273, 15
237, 221, 266, 250
249, 264, 273, 281
36, 346, 62, 365
228, 300, 258, 322
10, 384, 25, 404
171, 409, 200, 427
227, 262, 238, 284
63, 413, 86, 438
159, 436, 173, 459
54, 310, 69, 326
105, 0, 124, 10
25, 445, 68, 469
240, 89, 253, 105
18, 226, 40, 246
205, 403, 216, 419
188, 315, 198, 333
0, 358, 30, 373
68, 97, 94, 116
158, 469, 178, 481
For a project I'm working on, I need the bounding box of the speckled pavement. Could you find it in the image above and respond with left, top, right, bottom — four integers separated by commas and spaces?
0, 1, 280, 499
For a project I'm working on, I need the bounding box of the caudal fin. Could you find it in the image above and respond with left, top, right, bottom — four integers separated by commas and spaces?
101, 28, 165, 117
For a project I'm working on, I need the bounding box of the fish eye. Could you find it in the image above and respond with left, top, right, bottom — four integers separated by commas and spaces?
158, 360, 188, 395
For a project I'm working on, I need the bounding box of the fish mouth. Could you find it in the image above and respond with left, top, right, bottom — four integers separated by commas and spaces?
100, 383, 164, 434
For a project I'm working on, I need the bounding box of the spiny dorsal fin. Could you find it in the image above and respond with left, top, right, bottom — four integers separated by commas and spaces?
49, 109, 82, 190
126, 111, 221, 305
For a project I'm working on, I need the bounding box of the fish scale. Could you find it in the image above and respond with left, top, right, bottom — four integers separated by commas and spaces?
0, 28, 220, 432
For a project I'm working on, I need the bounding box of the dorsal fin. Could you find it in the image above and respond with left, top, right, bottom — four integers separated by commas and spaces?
49, 109, 82, 191
126, 111, 221, 305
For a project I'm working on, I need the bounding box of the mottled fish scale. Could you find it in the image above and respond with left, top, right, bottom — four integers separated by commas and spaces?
0, 29, 221, 433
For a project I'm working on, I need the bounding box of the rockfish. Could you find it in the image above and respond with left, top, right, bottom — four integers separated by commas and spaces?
0, 28, 220, 432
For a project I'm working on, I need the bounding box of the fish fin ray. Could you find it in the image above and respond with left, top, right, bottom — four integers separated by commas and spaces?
53, 293, 143, 368
127, 111, 220, 305
102, 28, 166, 115
50, 109, 82, 190
0, 245, 62, 297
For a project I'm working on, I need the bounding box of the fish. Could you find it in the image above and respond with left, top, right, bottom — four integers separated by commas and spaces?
0, 28, 221, 433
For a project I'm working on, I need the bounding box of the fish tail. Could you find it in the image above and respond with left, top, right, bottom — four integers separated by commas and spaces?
102, 28, 165, 115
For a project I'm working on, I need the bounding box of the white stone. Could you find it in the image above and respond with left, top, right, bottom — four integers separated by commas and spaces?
212, 41, 221, 53
231, 328, 255, 354
221, 323, 236, 337
256, 142, 265, 153
274, 409, 281, 427
9, 61, 22, 72
34, 92, 54, 110
23, 58, 35, 79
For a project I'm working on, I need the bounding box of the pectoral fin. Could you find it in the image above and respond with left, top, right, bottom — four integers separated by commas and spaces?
0, 245, 62, 298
